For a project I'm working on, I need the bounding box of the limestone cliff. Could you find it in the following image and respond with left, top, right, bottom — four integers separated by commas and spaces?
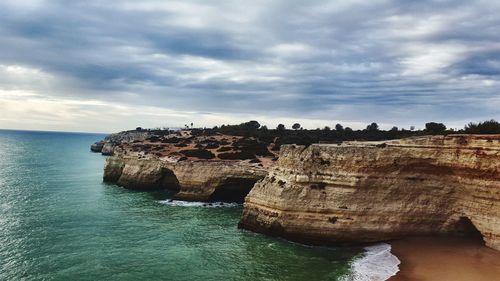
90, 141, 104, 152
91, 130, 153, 154
104, 152, 267, 202
239, 135, 500, 250
99, 128, 277, 201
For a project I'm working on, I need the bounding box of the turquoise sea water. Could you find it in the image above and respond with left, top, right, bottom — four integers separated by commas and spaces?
0, 130, 364, 281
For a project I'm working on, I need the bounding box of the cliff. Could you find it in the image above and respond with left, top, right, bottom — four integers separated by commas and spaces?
239, 135, 500, 250
104, 153, 267, 202
91, 130, 153, 155
101, 130, 275, 202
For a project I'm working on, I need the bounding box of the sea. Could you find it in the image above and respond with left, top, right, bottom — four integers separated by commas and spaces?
0, 129, 399, 281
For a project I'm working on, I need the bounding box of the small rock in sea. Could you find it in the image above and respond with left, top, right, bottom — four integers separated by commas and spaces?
219, 202, 224, 206
168, 199, 173, 202
208, 203, 213, 206
203, 204, 207, 206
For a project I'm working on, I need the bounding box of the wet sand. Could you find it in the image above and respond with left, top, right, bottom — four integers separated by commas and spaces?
389, 236, 500, 281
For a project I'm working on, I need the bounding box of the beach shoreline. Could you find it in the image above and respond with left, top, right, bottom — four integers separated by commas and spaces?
389, 236, 500, 281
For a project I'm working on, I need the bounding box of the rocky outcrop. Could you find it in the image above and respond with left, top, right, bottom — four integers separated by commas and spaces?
239, 135, 500, 250
101, 142, 115, 156
90, 141, 104, 152
104, 130, 153, 143
103, 152, 268, 202
97, 128, 278, 201
91, 130, 153, 154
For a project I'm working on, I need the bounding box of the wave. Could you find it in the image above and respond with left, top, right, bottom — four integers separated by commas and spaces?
158, 199, 241, 208
343, 243, 400, 281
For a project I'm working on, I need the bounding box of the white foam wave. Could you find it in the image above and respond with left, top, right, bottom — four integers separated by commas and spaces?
343, 243, 400, 281
158, 199, 240, 208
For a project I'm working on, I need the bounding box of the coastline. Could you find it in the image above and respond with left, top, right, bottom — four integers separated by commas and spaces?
389, 236, 500, 281
90, 130, 500, 280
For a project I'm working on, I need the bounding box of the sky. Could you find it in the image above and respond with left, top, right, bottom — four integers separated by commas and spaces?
0, 0, 499, 133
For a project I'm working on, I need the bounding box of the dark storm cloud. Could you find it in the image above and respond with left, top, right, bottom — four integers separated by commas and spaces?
0, 0, 499, 130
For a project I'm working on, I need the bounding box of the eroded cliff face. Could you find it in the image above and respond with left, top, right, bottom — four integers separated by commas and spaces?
104, 152, 268, 202
239, 135, 500, 250
91, 130, 153, 154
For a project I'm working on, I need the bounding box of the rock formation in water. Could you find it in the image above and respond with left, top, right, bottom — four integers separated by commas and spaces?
104, 154, 267, 201
239, 135, 500, 251
90, 140, 104, 152
101, 130, 275, 202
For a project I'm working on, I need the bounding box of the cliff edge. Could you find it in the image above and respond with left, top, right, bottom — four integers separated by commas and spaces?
101, 130, 275, 202
239, 135, 500, 250
104, 154, 267, 202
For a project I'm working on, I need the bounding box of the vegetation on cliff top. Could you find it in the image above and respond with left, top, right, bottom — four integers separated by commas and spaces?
212, 119, 498, 144
464, 120, 500, 134
138, 119, 500, 152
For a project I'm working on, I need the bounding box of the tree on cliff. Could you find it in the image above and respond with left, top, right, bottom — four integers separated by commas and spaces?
242, 120, 261, 130
425, 122, 446, 134
277, 124, 286, 131
292, 123, 301, 130
335, 123, 344, 131
464, 119, 500, 134
366, 122, 379, 131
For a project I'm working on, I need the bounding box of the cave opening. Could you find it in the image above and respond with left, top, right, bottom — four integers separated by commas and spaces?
159, 168, 180, 192
209, 178, 258, 203
456, 216, 484, 244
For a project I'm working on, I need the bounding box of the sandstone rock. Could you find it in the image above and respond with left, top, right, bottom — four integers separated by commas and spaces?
90, 130, 154, 155
103, 154, 125, 182
103, 130, 152, 144
90, 141, 104, 152
103, 153, 268, 201
101, 142, 115, 156
239, 135, 500, 251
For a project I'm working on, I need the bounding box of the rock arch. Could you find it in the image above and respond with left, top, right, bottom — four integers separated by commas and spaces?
159, 167, 180, 192
209, 177, 260, 203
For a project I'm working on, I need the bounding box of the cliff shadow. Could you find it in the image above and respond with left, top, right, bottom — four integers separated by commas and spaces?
209, 177, 259, 203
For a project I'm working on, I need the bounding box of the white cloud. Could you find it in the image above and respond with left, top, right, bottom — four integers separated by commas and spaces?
0, 64, 55, 90
268, 43, 314, 56
175, 55, 287, 83
399, 44, 467, 76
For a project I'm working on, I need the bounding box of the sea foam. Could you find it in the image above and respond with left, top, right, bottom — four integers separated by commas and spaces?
158, 199, 240, 208
343, 243, 400, 281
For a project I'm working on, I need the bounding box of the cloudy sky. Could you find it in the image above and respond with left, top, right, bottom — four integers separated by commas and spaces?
0, 0, 499, 133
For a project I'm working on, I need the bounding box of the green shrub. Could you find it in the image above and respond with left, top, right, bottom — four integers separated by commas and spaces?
180, 149, 215, 159
464, 119, 500, 134
218, 151, 256, 160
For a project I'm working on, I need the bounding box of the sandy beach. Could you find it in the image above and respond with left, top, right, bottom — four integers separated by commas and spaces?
389, 236, 500, 281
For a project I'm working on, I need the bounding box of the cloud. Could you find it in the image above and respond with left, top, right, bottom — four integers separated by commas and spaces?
0, 0, 499, 132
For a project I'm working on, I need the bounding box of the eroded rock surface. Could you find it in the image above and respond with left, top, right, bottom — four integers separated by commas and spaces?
104, 153, 267, 202
99, 129, 278, 202
239, 135, 500, 250
90, 130, 153, 154
90, 141, 104, 152
103, 130, 274, 202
